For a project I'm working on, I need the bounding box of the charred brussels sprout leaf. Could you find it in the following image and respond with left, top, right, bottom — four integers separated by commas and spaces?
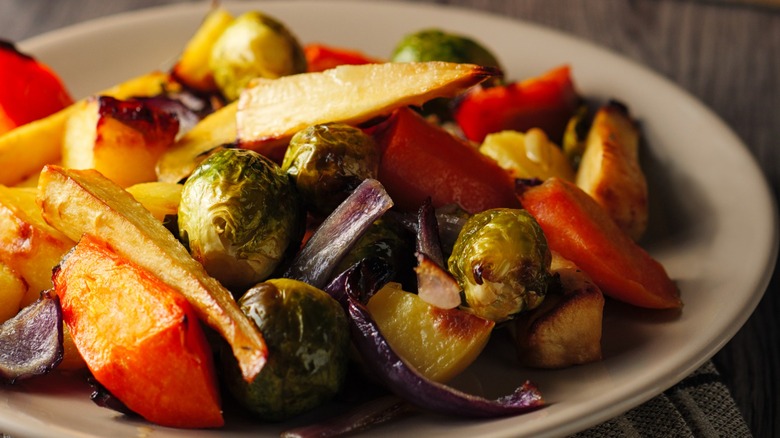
282, 123, 380, 218
448, 208, 551, 322
223, 278, 350, 421
178, 148, 304, 293
209, 11, 307, 101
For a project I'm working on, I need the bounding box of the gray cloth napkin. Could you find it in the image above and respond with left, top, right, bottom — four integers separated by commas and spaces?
573, 361, 751, 437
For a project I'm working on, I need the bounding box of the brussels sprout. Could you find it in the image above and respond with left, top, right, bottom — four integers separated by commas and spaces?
223, 278, 350, 421
391, 29, 502, 70
282, 123, 380, 218
209, 11, 307, 101
178, 148, 304, 292
448, 208, 551, 322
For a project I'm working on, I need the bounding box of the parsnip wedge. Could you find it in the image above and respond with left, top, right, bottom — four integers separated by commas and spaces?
236, 61, 498, 157
155, 101, 237, 183
37, 165, 267, 381
575, 101, 647, 241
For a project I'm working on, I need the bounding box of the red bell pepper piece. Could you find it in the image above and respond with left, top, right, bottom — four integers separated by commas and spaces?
374, 107, 520, 214
304, 43, 382, 73
518, 178, 681, 309
0, 41, 73, 134
453, 65, 580, 144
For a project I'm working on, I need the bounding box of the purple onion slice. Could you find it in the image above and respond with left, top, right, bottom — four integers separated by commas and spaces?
0, 291, 63, 384
284, 178, 393, 288
327, 264, 544, 419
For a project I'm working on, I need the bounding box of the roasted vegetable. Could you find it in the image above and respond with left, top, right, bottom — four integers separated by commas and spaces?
391, 28, 501, 72
0, 291, 62, 384
282, 123, 380, 218
366, 282, 494, 382
236, 61, 498, 160
178, 148, 304, 292
171, 6, 235, 92
37, 165, 269, 382
575, 101, 648, 241
0, 41, 72, 135
223, 278, 349, 421
512, 252, 604, 368
375, 107, 520, 214
304, 43, 381, 73
54, 234, 223, 428
454, 65, 580, 144
448, 208, 551, 322
325, 264, 544, 418
479, 128, 575, 181
285, 178, 394, 289
0, 262, 26, 324
390, 29, 502, 119
517, 177, 680, 309
209, 11, 306, 101
63, 95, 180, 188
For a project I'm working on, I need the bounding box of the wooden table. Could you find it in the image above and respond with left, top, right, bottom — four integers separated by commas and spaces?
1, 1, 777, 436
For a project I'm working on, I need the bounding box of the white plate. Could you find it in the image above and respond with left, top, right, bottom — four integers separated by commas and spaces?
5, 1, 778, 437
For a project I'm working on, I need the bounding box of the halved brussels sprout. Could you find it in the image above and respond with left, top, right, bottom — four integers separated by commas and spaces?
223, 278, 350, 421
281, 123, 380, 218
479, 128, 575, 182
209, 11, 307, 101
448, 208, 551, 322
178, 148, 304, 293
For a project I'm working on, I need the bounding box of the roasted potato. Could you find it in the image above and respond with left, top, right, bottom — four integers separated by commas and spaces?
512, 252, 604, 368
575, 101, 647, 241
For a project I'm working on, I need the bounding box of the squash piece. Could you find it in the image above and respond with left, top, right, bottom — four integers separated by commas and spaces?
53, 234, 223, 428
37, 165, 268, 381
366, 282, 494, 383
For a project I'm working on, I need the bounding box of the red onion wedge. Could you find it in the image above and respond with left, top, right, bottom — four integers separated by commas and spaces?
285, 178, 393, 289
326, 264, 544, 419
0, 291, 63, 384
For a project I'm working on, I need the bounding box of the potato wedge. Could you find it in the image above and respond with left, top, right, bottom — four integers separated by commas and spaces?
37, 165, 267, 381
367, 282, 494, 383
0, 71, 178, 186
0, 262, 26, 324
236, 61, 498, 158
575, 102, 647, 241
0, 185, 73, 306
63, 96, 179, 187
155, 102, 237, 183
513, 253, 604, 368
126, 181, 183, 221
171, 6, 234, 92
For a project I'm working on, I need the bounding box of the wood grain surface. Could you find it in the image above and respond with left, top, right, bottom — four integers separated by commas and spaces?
0, 0, 777, 436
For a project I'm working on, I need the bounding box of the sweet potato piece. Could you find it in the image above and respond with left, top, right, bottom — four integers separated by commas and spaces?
53, 234, 223, 428
37, 165, 268, 381
513, 253, 604, 368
